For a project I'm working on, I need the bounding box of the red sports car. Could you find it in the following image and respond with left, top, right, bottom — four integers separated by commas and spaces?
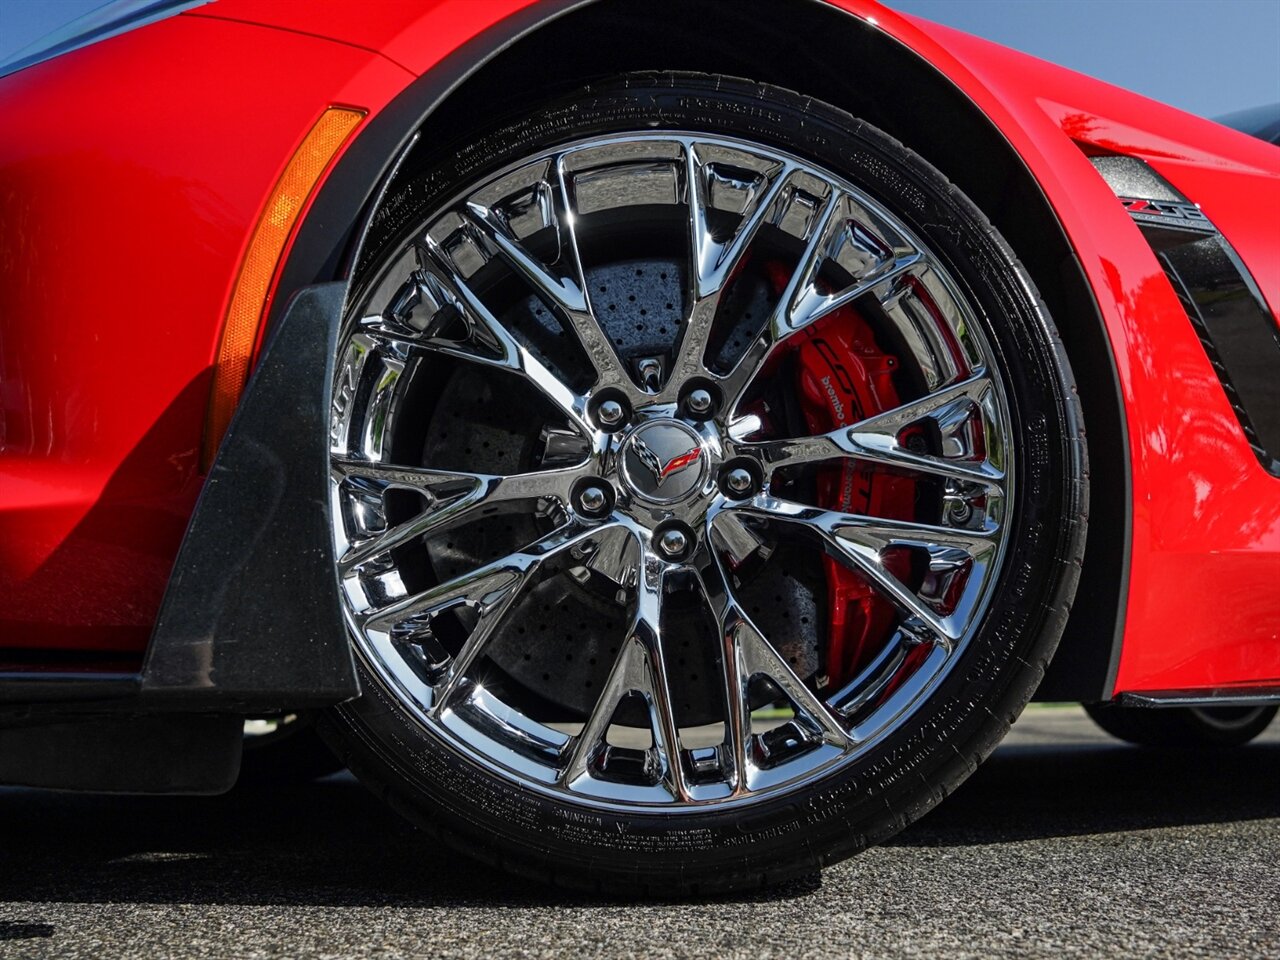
1, 0, 1276, 894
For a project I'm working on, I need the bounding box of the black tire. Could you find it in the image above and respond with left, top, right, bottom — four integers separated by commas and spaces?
237, 713, 345, 786
322, 72, 1088, 894
1085, 703, 1277, 748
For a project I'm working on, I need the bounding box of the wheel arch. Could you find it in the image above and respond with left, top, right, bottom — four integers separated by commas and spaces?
274, 0, 1128, 702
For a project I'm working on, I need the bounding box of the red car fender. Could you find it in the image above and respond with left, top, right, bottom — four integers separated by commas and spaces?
843, 6, 1280, 696
0, 16, 412, 655
183, 0, 544, 76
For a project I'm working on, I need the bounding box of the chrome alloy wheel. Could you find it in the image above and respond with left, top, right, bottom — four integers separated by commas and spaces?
330, 134, 1014, 808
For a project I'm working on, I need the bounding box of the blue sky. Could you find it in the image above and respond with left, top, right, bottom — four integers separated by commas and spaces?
1, 0, 1277, 118
887, 0, 1280, 117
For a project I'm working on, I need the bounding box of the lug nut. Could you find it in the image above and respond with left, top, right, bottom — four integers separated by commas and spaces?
658, 527, 690, 559
723, 466, 756, 498
725, 468, 753, 494
686, 388, 714, 418
577, 485, 609, 515
596, 399, 625, 428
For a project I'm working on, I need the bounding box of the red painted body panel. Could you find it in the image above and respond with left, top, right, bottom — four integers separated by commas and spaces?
840, 7, 1280, 695
185, 0, 540, 77
0, 15, 411, 658
0, 0, 1276, 695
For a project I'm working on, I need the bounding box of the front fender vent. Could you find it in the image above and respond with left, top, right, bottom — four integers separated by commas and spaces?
1090, 155, 1280, 476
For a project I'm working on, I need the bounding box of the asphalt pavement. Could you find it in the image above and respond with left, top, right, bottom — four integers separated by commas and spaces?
1, 706, 1276, 959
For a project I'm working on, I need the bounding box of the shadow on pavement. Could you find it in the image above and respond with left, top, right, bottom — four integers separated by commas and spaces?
893, 740, 1280, 847
0, 741, 1275, 908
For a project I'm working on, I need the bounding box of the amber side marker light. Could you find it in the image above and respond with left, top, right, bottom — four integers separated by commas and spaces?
202, 106, 366, 471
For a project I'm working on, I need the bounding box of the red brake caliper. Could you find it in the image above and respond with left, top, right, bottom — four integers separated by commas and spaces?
777, 265, 919, 689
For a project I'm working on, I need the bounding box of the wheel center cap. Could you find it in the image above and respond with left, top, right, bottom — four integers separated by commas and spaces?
619, 419, 707, 503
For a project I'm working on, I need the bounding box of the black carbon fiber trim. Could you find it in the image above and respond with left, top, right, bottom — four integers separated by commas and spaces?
1119, 687, 1280, 708
1157, 239, 1280, 475
142, 283, 358, 710
1089, 155, 1280, 476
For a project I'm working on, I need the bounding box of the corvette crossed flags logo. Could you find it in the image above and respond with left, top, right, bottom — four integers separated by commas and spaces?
630, 436, 701, 487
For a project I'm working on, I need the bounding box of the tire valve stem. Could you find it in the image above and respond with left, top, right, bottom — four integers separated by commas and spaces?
634, 356, 663, 392
943, 480, 973, 525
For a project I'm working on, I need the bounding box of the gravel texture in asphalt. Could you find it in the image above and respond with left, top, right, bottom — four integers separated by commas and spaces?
0, 706, 1276, 959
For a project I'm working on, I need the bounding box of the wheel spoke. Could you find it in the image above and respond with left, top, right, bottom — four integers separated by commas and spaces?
364, 236, 593, 435
715, 189, 842, 411
561, 539, 689, 800
842, 372, 1003, 484
367, 524, 603, 710
686, 147, 793, 302
662, 149, 794, 397
697, 551, 852, 789
715, 603, 752, 794
730, 495, 998, 643
334, 458, 585, 572
716, 188, 926, 414
581, 523, 641, 587
464, 157, 634, 393
791, 251, 924, 333
365, 522, 594, 630
740, 373, 1004, 488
